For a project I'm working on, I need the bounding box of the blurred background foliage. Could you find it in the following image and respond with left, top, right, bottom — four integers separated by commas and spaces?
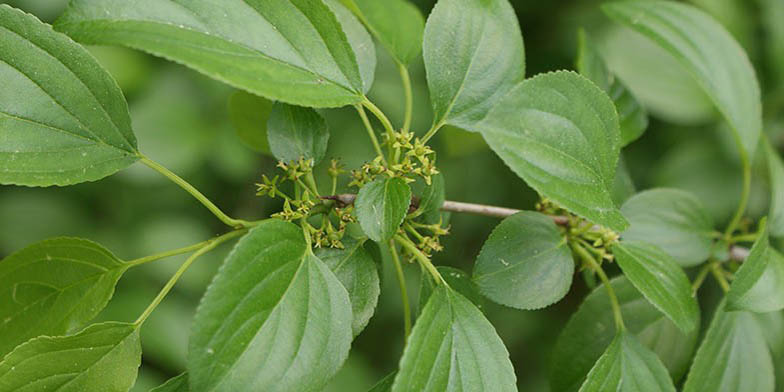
1, 0, 783, 390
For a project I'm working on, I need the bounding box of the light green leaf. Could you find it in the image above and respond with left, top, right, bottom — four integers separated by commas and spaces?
683, 302, 775, 392
392, 286, 516, 392
621, 188, 714, 267
188, 220, 352, 392
473, 211, 572, 310
612, 156, 636, 206
550, 277, 699, 392
602, 0, 762, 161
0, 237, 128, 357
368, 372, 395, 392
355, 177, 412, 242
267, 103, 329, 165
420, 266, 483, 314
324, 0, 376, 94
424, 0, 525, 130
765, 140, 784, 237
0, 5, 138, 187
728, 219, 784, 312
577, 29, 647, 146
315, 237, 380, 336
340, 0, 424, 65
613, 241, 699, 332
477, 71, 628, 231
0, 322, 141, 392
55, 0, 374, 108
754, 311, 784, 392
228, 91, 273, 154
578, 331, 675, 392
150, 373, 188, 392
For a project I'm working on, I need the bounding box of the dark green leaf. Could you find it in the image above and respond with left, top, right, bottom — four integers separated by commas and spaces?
228, 91, 273, 154
150, 373, 188, 392
603, 1, 762, 161
728, 219, 784, 312
550, 277, 699, 392
56, 0, 375, 108
424, 0, 525, 130
420, 266, 482, 314
478, 71, 628, 231
411, 173, 445, 225
576, 29, 647, 146
315, 237, 380, 336
613, 241, 699, 332
579, 331, 675, 392
355, 177, 412, 242
0, 322, 141, 392
0, 237, 128, 357
621, 188, 714, 267
392, 286, 516, 392
367, 372, 395, 392
0, 5, 138, 186
188, 220, 352, 391
340, 0, 424, 65
267, 103, 329, 164
472, 211, 572, 310
682, 302, 775, 392
766, 140, 784, 237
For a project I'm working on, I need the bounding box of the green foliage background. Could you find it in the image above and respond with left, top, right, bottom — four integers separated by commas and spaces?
1, 0, 782, 390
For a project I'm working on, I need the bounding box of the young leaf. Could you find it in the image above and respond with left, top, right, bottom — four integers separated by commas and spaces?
477, 71, 628, 231
424, 0, 525, 130
728, 219, 784, 312
0, 5, 138, 187
315, 237, 380, 336
551, 277, 698, 392
602, 1, 762, 161
0, 322, 141, 392
578, 332, 676, 392
682, 302, 775, 392
150, 373, 188, 392
765, 140, 784, 237
228, 91, 273, 154
55, 0, 375, 108
0, 237, 129, 357
420, 266, 483, 314
267, 103, 330, 165
355, 177, 412, 242
621, 188, 714, 267
188, 220, 352, 392
472, 211, 572, 310
576, 29, 648, 146
340, 0, 424, 65
392, 286, 516, 392
612, 241, 699, 332
368, 372, 395, 392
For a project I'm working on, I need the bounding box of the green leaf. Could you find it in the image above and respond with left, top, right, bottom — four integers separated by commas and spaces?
0, 5, 138, 187
477, 71, 628, 231
576, 29, 647, 146
728, 219, 784, 312
472, 211, 572, 310
0, 322, 141, 392
0, 237, 128, 357
682, 302, 775, 392
419, 266, 483, 314
765, 140, 784, 237
755, 311, 784, 392
267, 103, 329, 165
340, 0, 424, 65
315, 237, 380, 336
612, 241, 699, 332
324, 0, 376, 94
188, 220, 352, 391
424, 0, 525, 130
621, 188, 714, 267
612, 156, 636, 206
550, 277, 699, 392
55, 0, 375, 108
602, 0, 762, 161
411, 173, 445, 225
578, 331, 676, 392
392, 286, 516, 392
150, 373, 188, 392
228, 91, 273, 154
367, 372, 395, 392
355, 177, 412, 242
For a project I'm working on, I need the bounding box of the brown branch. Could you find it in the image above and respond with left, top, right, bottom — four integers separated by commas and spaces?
322, 194, 748, 261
